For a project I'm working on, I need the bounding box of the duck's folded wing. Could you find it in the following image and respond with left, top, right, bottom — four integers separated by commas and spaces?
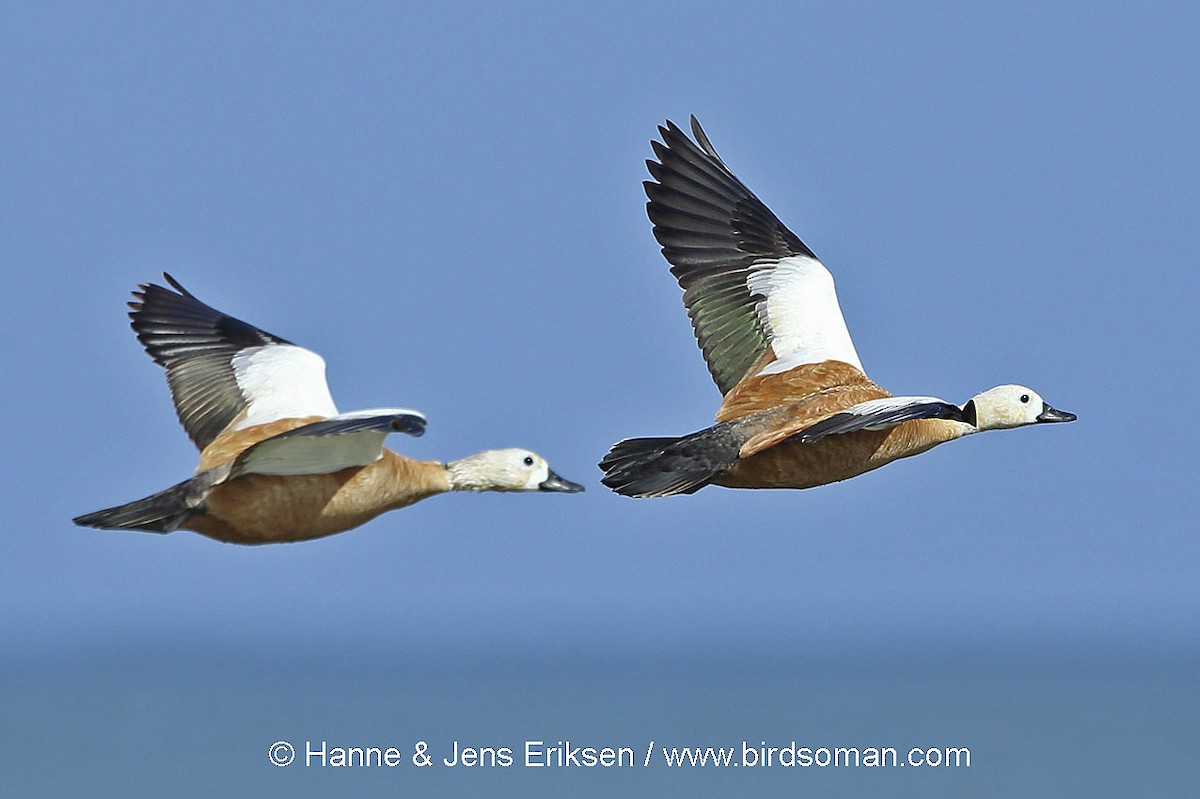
738, 395, 961, 457
129, 274, 340, 449
789, 397, 964, 445
231, 409, 427, 477
646, 116, 864, 396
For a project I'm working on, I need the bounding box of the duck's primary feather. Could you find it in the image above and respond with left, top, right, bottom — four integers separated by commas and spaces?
129, 274, 338, 449
646, 117, 861, 394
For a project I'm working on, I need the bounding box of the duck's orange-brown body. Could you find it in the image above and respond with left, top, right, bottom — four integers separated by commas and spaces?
717, 418, 966, 490
599, 358, 975, 497
714, 360, 885, 424
186, 418, 449, 544
710, 360, 969, 489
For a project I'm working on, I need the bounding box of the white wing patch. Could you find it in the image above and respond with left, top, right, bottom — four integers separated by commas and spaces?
326, 408, 426, 423
229, 345, 340, 430
748, 255, 865, 376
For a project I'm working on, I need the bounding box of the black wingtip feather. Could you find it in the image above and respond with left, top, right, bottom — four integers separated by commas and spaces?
122, 275, 297, 449
162, 272, 192, 297
643, 115, 821, 395
688, 115, 717, 158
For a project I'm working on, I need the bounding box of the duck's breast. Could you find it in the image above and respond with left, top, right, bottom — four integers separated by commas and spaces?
188, 467, 382, 543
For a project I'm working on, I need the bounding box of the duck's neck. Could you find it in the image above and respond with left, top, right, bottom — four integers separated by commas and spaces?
445, 453, 496, 492
378, 450, 453, 509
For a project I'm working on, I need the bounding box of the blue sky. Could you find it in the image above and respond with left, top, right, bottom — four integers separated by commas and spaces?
2, 2, 1198, 792
4, 0, 1197, 659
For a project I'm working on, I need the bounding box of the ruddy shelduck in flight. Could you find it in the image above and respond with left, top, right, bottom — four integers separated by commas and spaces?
76, 275, 582, 543
600, 117, 1075, 497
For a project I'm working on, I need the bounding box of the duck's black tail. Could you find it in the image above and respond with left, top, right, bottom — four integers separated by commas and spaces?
598, 422, 746, 498
73, 469, 223, 533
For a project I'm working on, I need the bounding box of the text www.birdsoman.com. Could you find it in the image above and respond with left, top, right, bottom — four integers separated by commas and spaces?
267, 739, 971, 769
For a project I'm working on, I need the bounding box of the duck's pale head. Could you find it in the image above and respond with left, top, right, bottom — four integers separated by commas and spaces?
965, 384, 1076, 432
447, 448, 585, 493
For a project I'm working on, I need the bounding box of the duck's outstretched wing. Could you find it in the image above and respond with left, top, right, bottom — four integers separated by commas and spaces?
231, 409, 427, 477
645, 116, 864, 395
129, 274, 339, 449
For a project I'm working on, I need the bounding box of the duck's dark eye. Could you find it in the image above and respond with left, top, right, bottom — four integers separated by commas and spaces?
523, 456, 534, 466
1020, 394, 1030, 403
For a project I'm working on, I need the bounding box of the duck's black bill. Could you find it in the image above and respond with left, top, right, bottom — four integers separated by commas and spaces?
1036, 403, 1077, 423
539, 470, 585, 493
